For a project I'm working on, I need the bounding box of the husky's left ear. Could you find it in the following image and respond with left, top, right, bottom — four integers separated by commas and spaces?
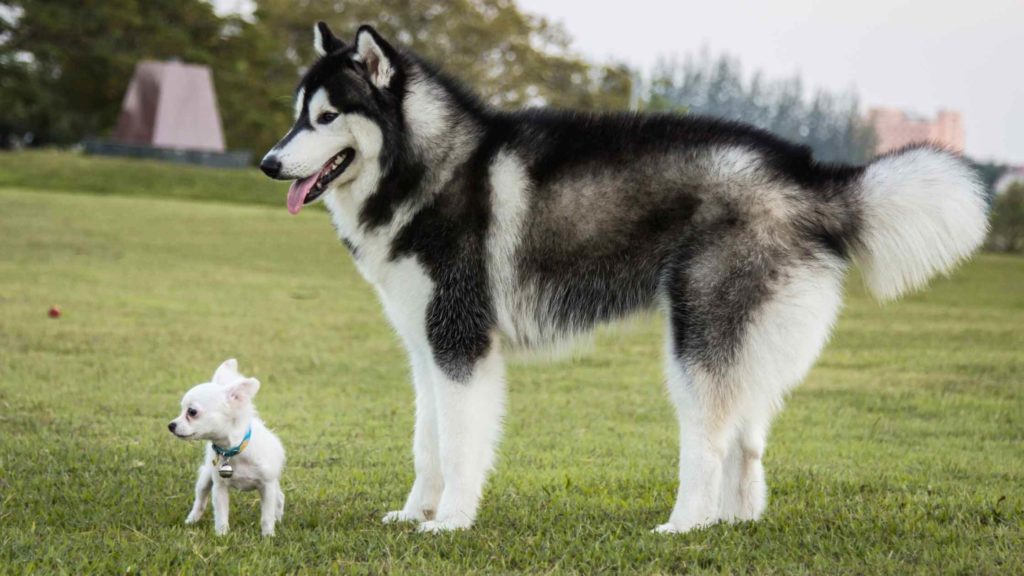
226, 377, 260, 406
313, 21, 346, 57
354, 25, 398, 89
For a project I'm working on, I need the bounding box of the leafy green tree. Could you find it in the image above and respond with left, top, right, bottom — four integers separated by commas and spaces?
254, 0, 632, 111
987, 183, 1024, 253
0, 0, 233, 144
0, 0, 633, 155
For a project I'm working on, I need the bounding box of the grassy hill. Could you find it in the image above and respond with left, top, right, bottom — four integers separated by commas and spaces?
1, 153, 1022, 574
0, 149, 282, 207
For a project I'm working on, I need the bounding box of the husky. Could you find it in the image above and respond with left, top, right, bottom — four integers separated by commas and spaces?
259, 22, 988, 533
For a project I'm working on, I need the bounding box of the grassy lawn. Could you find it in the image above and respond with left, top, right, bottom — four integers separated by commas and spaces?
1, 155, 1022, 574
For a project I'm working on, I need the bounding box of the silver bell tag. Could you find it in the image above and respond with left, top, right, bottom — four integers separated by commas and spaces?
218, 457, 234, 478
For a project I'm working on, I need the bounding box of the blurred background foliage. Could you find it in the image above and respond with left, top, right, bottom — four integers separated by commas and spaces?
0, 0, 632, 156
1, 0, 870, 163
0, 0, 1014, 205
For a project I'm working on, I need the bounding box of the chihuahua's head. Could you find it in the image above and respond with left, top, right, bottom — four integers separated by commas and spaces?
168, 359, 260, 442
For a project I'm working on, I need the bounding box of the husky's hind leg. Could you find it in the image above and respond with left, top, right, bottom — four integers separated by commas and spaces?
657, 255, 846, 533
655, 356, 740, 533
719, 406, 771, 522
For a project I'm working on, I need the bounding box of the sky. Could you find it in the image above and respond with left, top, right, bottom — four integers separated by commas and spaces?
517, 0, 1023, 163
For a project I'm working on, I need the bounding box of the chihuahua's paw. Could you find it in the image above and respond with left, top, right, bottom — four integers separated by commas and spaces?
383, 509, 429, 524
417, 517, 472, 533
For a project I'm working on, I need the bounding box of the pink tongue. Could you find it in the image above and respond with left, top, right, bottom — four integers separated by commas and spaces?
286, 174, 318, 215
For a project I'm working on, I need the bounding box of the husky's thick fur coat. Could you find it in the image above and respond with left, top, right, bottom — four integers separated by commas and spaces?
260, 22, 988, 533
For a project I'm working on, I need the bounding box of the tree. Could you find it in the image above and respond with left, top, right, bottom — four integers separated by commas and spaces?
0, 0, 239, 145
254, 0, 632, 111
987, 183, 1024, 253
644, 49, 876, 164
0, 0, 634, 155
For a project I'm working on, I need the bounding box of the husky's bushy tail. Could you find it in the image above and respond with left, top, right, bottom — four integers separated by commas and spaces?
849, 146, 989, 301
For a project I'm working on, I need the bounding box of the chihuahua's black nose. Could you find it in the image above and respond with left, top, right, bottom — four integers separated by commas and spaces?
260, 156, 282, 178
168, 421, 177, 433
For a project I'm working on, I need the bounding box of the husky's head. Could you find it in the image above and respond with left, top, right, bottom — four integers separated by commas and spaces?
260, 22, 409, 214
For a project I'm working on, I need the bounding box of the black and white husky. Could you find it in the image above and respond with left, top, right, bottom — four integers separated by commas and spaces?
260, 22, 988, 533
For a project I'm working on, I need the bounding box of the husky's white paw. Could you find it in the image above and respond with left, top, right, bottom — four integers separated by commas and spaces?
655, 516, 712, 532
383, 509, 431, 524
653, 522, 682, 534
185, 511, 202, 525
417, 517, 471, 533
653, 517, 718, 534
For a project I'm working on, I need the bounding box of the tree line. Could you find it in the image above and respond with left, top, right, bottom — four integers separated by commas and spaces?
1, 0, 873, 164
645, 50, 876, 164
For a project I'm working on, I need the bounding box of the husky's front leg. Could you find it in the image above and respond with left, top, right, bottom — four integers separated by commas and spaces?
418, 346, 506, 533
384, 350, 444, 524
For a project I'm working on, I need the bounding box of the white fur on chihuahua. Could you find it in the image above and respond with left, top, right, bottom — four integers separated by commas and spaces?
168, 359, 285, 536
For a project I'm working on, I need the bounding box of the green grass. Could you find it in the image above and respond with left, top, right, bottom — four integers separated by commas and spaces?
0, 149, 280, 207
1, 156, 1022, 574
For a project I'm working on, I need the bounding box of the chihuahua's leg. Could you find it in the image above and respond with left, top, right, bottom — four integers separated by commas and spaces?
384, 349, 443, 524
212, 480, 230, 536
260, 480, 281, 536
276, 485, 285, 521
185, 465, 213, 524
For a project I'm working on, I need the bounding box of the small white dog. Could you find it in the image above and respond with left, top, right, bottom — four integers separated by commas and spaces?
168, 359, 286, 536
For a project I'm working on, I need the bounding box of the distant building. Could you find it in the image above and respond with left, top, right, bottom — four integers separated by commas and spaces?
867, 107, 965, 155
85, 60, 250, 168
113, 61, 226, 152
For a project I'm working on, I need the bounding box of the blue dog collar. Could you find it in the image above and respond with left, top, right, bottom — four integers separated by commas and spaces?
212, 425, 252, 458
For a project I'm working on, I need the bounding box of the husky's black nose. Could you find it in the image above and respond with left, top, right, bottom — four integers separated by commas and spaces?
260, 156, 282, 178
168, 421, 177, 433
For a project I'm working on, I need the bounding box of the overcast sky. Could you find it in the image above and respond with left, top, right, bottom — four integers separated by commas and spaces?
517, 0, 1023, 163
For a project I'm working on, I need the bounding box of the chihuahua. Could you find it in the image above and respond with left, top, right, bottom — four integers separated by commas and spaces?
168, 359, 285, 536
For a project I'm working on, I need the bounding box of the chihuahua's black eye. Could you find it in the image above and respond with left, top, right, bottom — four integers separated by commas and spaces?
186, 408, 198, 418
317, 112, 338, 125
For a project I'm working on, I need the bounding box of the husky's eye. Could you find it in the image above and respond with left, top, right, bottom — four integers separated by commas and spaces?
186, 408, 198, 418
317, 112, 339, 125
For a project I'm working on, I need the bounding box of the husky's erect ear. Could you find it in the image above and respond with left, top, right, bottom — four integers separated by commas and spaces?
212, 358, 240, 386
313, 21, 345, 57
354, 25, 397, 89
226, 377, 261, 406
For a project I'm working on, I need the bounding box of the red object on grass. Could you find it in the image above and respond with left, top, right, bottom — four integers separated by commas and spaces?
48, 305, 61, 318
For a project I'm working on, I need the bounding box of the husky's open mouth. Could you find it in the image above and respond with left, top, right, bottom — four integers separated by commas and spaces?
287, 148, 356, 214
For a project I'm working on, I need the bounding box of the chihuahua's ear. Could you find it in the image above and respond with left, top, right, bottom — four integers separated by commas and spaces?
226, 377, 261, 405
354, 25, 398, 89
313, 21, 346, 57
212, 358, 240, 386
